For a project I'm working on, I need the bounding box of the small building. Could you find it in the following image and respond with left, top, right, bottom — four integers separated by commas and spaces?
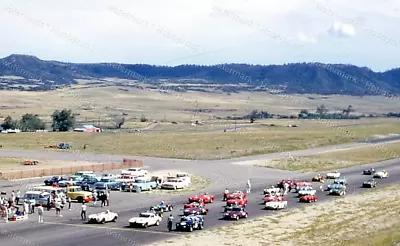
73, 124, 102, 132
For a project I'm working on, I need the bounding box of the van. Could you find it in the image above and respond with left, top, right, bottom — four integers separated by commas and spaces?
22, 191, 51, 206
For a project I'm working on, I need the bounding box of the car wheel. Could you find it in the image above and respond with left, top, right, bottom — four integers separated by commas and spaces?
174, 186, 177, 190
156, 220, 160, 226
112, 216, 117, 222
199, 223, 203, 230
77, 197, 83, 203
244, 214, 248, 218
101, 219, 106, 224
144, 223, 148, 228
160, 208, 164, 213
236, 216, 239, 221
189, 226, 193, 232
210, 199, 213, 203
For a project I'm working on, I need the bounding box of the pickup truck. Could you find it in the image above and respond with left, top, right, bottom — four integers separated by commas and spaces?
122, 178, 157, 192
65, 186, 93, 203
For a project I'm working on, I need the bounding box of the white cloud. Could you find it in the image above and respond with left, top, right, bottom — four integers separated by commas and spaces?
297, 32, 318, 44
327, 21, 356, 38
0, 0, 399, 70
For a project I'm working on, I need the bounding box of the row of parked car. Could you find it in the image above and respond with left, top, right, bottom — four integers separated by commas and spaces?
43, 168, 192, 193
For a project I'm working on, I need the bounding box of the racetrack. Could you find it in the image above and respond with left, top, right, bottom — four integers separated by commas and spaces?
1, 157, 399, 246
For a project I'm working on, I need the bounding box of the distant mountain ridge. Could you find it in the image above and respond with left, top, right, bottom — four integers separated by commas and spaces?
0, 54, 399, 95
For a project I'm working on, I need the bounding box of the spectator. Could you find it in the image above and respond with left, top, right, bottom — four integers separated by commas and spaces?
30, 199, 35, 214
81, 203, 87, 221
47, 197, 51, 211
37, 204, 44, 223
68, 197, 72, 210
15, 190, 21, 205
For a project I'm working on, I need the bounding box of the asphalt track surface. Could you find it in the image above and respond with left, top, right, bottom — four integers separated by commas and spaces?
1, 158, 399, 246
0, 137, 399, 246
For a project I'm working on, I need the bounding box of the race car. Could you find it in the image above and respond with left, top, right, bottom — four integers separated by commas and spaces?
128, 212, 162, 228
297, 187, 317, 197
263, 186, 281, 195
277, 179, 296, 189
295, 181, 312, 192
326, 171, 341, 179
226, 198, 248, 207
150, 202, 173, 212
333, 177, 348, 185
362, 179, 377, 188
222, 205, 248, 220
184, 202, 204, 208
265, 200, 288, 210
326, 183, 345, 191
312, 174, 325, 182
263, 194, 285, 204
183, 205, 208, 216
329, 185, 346, 196
226, 191, 246, 200
88, 210, 118, 224
363, 168, 375, 175
299, 194, 317, 203
373, 170, 389, 178
188, 193, 215, 204
175, 215, 204, 232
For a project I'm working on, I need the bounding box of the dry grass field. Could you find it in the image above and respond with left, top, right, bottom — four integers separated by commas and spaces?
257, 141, 400, 172
151, 184, 400, 246
0, 120, 399, 159
0, 156, 101, 171
0, 81, 399, 126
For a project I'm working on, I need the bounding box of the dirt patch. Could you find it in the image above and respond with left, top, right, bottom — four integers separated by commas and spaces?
149, 184, 400, 246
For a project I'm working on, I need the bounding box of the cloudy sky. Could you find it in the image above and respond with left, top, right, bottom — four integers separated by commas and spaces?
1, 0, 399, 71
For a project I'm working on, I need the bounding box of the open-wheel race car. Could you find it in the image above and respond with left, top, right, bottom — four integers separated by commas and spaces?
299, 194, 317, 203
263, 194, 285, 204
326, 171, 341, 179
226, 198, 248, 207
363, 168, 375, 175
312, 174, 325, 182
183, 204, 208, 216
88, 210, 118, 224
362, 179, 377, 188
265, 200, 288, 210
175, 215, 204, 232
373, 170, 389, 178
188, 193, 215, 204
222, 205, 248, 220
226, 191, 246, 200
150, 202, 173, 212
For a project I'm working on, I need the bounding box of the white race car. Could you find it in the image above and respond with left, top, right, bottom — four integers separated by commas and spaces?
265, 201, 287, 210
373, 171, 388, 178
326, 171, 341, 179
88, 210, 118, 224
263, 187, 281, 195
297, 187, 317, 197
128, 212, 162, 228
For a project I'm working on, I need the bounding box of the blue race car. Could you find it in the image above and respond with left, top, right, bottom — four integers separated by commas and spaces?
44, 176, 68, 186
150, 202, 173, 212
175, 215, 204, 232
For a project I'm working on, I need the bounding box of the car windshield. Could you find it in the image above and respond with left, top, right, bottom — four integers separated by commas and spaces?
232, 207, 242, 212
100, 179, 109, 182
75, 187, 82, 192
139, 214, 151, 218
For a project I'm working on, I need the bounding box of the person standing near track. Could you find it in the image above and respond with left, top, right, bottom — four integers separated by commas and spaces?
81, 203, 87, 221
37, 204, 44, 223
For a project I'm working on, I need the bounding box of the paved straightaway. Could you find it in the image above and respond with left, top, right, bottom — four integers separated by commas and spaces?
1, 158, 399, 246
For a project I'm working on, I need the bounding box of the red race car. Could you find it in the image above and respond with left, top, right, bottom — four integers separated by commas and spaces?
226, 198, 248, 207
226, 191, 247, 200
188, 193, 215, 204
184, 202, 204, 208
277, 179, 297, 189
299, 194, 317, 203
263, 195, 285, 204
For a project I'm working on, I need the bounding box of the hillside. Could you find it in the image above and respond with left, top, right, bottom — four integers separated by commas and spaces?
0, 54, 399, 95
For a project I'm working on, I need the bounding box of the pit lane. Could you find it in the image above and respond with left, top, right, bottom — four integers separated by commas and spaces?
1, 158, 399, 246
